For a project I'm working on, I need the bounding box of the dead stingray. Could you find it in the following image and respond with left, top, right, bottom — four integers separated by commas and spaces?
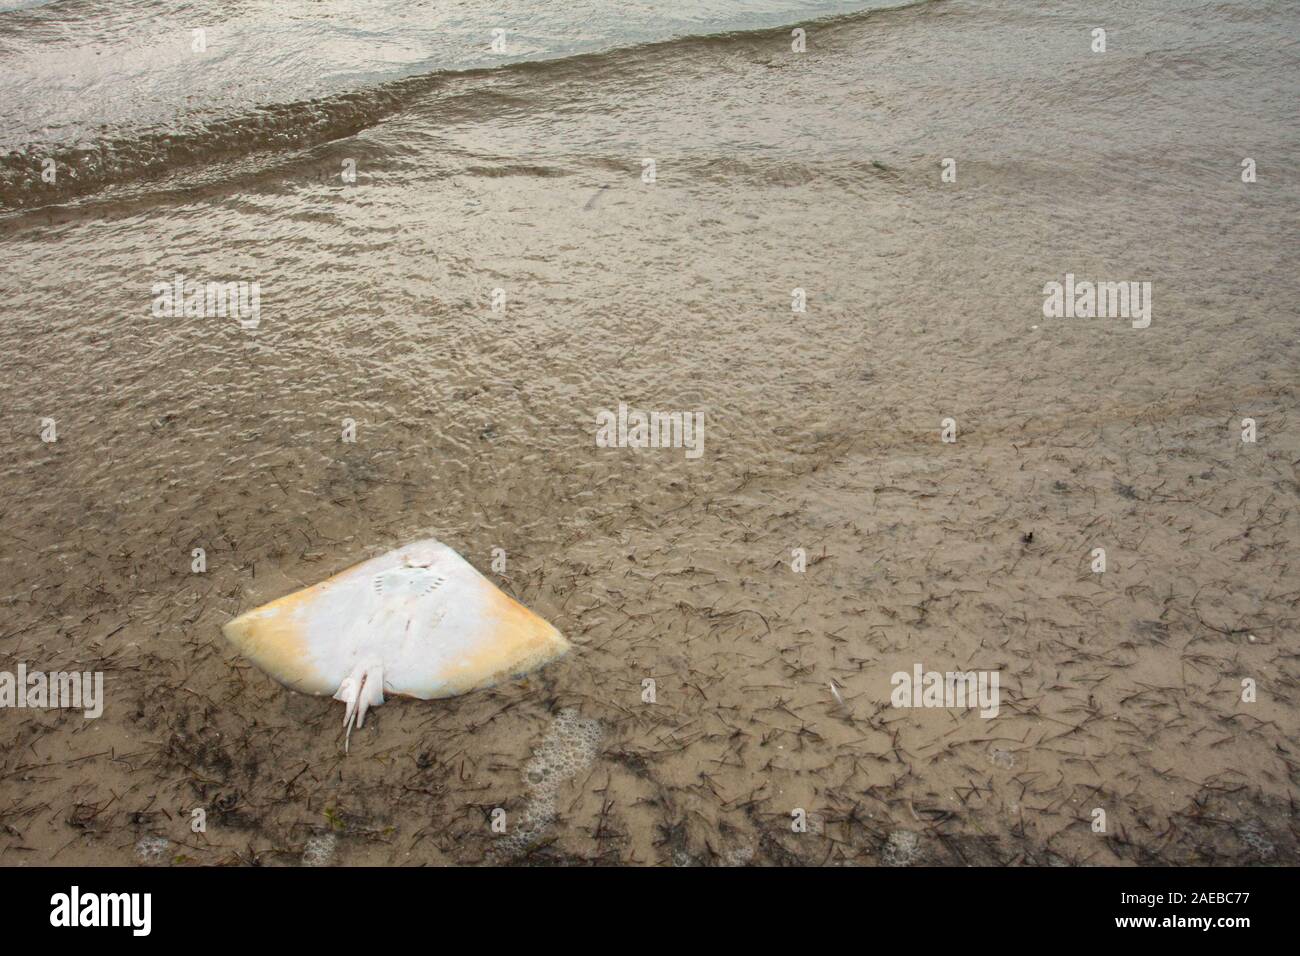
222, 538, 570, 750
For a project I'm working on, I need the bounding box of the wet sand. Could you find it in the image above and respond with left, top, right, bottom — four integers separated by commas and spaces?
1, 0, 1297, 865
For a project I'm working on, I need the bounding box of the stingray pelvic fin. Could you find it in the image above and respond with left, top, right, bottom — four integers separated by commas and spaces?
333, 659, 385, 752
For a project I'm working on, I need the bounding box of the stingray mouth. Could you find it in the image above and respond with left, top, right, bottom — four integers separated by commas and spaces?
372, 565, 446, 598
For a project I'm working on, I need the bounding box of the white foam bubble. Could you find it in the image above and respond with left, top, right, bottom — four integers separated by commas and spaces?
882, 830, 920, 866
302, 833, 337, 867
134, 835, 170, 864
496, 707, 603, 856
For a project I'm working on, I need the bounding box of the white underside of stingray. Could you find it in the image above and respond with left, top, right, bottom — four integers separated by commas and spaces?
221, 538, 570, 750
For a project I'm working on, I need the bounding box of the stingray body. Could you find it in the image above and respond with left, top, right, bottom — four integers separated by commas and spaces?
222, 538, 570, 748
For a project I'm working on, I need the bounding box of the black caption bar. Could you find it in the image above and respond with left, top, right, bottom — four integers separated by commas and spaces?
0, 865, 1286, 943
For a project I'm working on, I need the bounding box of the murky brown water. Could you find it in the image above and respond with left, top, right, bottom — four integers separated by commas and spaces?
1, 0, 1297, 866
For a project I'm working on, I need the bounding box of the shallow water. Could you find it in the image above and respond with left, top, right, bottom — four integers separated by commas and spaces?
0, 0, 1297, 865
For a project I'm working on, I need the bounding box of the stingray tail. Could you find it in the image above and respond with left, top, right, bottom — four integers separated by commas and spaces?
333, 659, 385, 752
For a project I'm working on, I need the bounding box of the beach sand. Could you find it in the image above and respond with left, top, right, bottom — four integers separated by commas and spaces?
0, 0, 1296, 865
